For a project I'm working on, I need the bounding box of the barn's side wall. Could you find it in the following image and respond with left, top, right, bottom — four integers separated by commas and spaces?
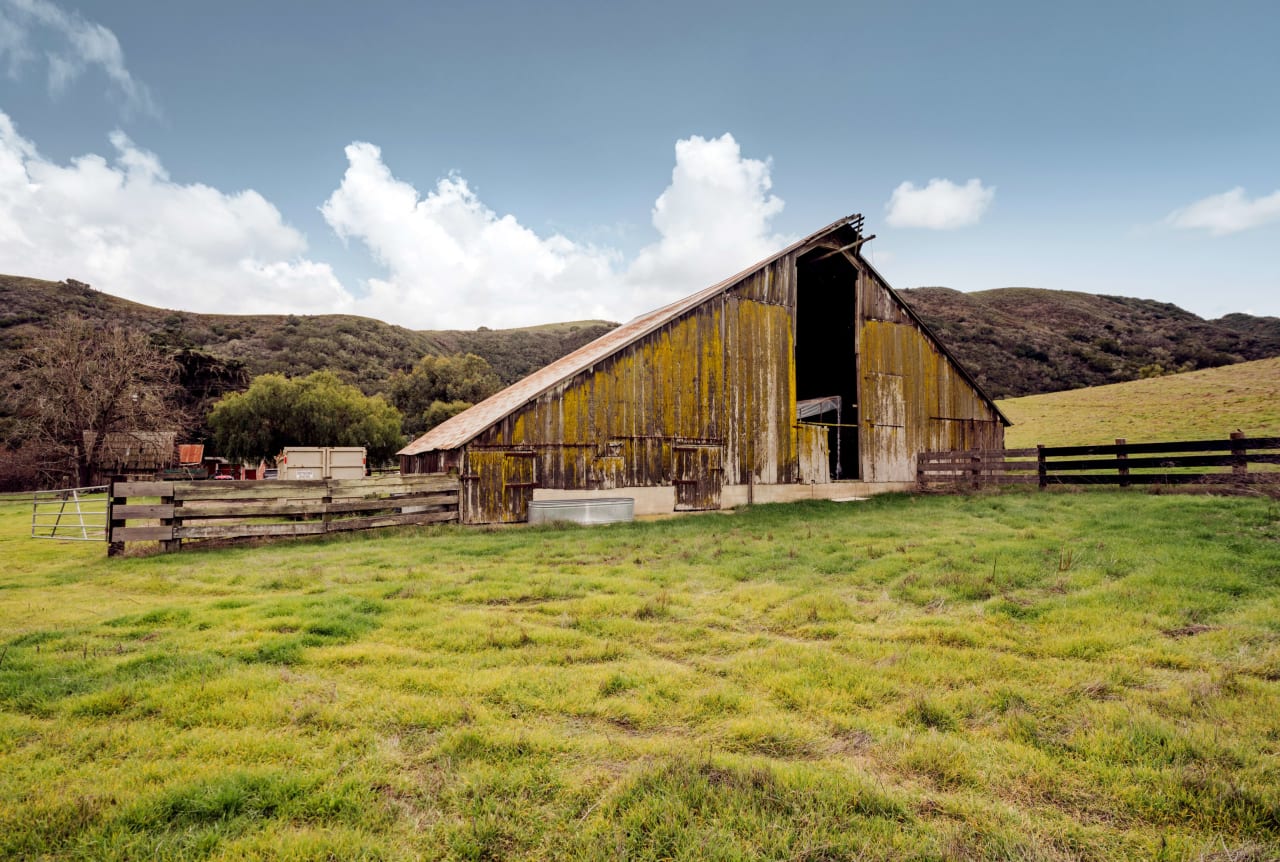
857, 266, 1005, 482
402, 242, 1006, 521
464, 256, 800, 506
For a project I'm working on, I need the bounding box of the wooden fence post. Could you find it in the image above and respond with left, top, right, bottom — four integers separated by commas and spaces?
1230, 430, 1247, 482
160, 486, 180, 553
1116, 438, 1129, 488
916, 453, 925, 489
970, 452, 981, 490
1037, 445, 1047, 490
107, 477, 125, 557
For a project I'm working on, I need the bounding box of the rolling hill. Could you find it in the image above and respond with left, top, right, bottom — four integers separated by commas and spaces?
0, 275, 617, 390
900, 287, 1280, 398
997, 356, 1280, 448
2, 275, 1277, 404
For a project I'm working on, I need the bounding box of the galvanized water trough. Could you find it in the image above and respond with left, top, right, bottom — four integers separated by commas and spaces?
527, 498, 634, 526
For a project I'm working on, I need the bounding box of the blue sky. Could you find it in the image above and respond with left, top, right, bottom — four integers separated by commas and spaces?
1, 0, 1277, 327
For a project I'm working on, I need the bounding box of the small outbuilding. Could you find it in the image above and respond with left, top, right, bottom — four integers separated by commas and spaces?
82, 430, 177, 484
400, 214, 1008, 523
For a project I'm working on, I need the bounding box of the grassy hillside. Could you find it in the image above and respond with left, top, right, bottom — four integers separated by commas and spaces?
2, 491, 1278, 859
5, 275, 1278, 403
1000, 357, 1280, 448
902, 287, 1280, 399
0, 275, 616, 389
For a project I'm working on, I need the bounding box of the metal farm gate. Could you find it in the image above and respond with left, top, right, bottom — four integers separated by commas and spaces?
31, 486, 108, 541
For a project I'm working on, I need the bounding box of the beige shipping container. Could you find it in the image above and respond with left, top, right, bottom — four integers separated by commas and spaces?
326, 447, 367, 480
280, 447, 366, 480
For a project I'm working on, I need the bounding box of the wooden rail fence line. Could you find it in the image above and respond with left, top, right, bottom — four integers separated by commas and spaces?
918, 432, 1280, 490
108, 474, 458, 553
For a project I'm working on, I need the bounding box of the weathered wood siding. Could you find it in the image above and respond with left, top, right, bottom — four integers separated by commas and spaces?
414, 237, 1004, 521
462, 257, 800, 521
461, 450, 535, 524
858, 267, 1005, 482
797, 424, 830, 484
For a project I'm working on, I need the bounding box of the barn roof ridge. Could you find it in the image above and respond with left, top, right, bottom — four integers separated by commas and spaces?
400, 213, 1006, 456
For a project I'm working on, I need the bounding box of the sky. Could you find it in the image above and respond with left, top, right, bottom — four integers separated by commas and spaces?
0, 0, 1277, 329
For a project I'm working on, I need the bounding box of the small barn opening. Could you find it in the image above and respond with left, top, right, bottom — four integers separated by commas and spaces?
795, 251, 860, 480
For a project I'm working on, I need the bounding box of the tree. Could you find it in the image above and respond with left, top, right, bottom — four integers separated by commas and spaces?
208, 371, 404, 465
2, 317, 188, 487
386, 353, 501, 437
171, 350, 250, 442
421, 399, 473, 431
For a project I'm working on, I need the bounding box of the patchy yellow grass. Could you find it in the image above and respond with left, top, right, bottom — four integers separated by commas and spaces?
999, 357, 1280, 448
2, 490, 1279, 860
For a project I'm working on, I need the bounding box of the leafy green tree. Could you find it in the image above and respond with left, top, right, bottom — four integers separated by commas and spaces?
421, 400, 473, 431
386, 353, 502, 437
209, 371, 403, 464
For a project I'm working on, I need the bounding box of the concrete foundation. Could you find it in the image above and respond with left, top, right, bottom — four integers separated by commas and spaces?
532, 481, 915, 517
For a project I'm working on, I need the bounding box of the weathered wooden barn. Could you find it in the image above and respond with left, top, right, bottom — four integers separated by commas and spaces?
82, 430, 177, 485
400, 214, 1008, 523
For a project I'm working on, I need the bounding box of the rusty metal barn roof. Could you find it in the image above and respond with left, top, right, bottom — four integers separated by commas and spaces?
400, 213, 1006, 456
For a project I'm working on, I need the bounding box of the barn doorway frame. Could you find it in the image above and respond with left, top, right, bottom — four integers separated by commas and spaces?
794, 249, 862, 480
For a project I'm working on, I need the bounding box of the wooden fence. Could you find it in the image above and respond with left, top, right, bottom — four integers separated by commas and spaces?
108, 473, 458, 553
918, 432, 1280, 490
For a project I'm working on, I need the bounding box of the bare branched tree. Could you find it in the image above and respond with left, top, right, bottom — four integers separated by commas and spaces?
3, 317, 189, 487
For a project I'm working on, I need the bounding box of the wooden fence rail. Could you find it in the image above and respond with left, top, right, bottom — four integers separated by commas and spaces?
918, 432, 1280, 491
108, 473, 458, 553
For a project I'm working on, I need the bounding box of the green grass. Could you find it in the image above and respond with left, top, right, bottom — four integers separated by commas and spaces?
1000, 357, 1280, 448
2, 490, 1279, 859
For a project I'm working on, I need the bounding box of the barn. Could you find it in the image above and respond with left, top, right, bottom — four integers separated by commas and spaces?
400, 214, 1009, 524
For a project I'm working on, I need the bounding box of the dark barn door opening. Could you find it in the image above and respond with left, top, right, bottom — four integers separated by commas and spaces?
795, 252, 860, 480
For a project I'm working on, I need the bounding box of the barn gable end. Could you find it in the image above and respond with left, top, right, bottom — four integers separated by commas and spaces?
400, 214, 1006, 523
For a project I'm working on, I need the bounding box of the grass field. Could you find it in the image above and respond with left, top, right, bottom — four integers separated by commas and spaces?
999, 357, 1280, 448
2, 487, 1278, 860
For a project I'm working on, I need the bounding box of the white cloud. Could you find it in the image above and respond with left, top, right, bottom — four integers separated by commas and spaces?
321, 142, 622, 329
885, 178, 994, 229
0, 111, 349, 313
323, 132, 791, 328
0, 115, 793, 329
1166, 187, 1280, 236
625, 133, 789, 309
0, 0, 157, 116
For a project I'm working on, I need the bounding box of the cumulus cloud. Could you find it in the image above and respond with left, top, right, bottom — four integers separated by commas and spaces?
625, 134, 789, 309
1166, 187, 1280, 236
885, 177, 994, 229
321, 143, 621, 329
323, 132, 791, 327
0, 0, 157, 116
0, 111, 349, 313
0, 116, 792, 328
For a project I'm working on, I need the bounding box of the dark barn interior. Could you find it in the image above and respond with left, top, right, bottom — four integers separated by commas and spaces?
795, 250, 860, 479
